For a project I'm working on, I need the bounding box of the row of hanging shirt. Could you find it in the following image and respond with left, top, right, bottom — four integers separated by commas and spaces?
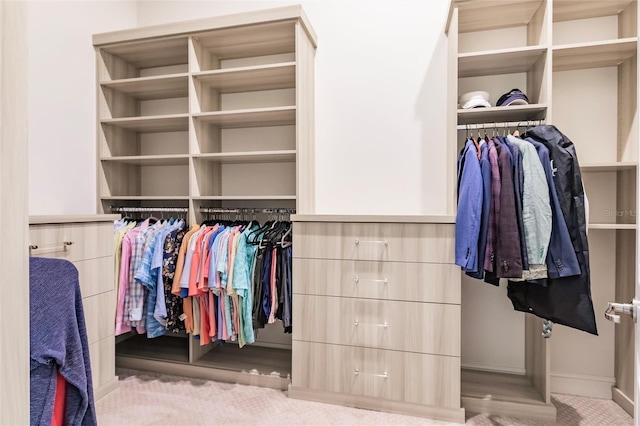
113, 215, 293, 348
455, 125, 598, 335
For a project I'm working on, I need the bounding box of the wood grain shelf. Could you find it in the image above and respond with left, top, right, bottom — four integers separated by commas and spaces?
100, 74, 189, 100
100, 37, 188, 69
193, 106, 296, 128
553, 0, 634, 22
193, 150, 296, 163
101, 155, 190, 166
193, 62, 295, 93
588, 223, 637, 230
194, 21, 296, 60
116, 334, 189, 363
553, 38, 638, 72
192, 195, 297, 200
101, 114, 189, 133
581, 162, 637, 172
453, 0, 544, 33
457, 104, 547, 125
459, 46, 547, 78
101, 196, 190, 201
461, 369, 556, 421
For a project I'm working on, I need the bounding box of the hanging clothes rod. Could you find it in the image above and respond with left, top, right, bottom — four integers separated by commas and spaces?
456, 120, 545, 131
110, 206, 188, 213
199, 207, 296, 214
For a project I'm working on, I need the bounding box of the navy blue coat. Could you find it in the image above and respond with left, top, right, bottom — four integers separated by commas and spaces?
455, 140, 484, 272
508, 125, 597, 335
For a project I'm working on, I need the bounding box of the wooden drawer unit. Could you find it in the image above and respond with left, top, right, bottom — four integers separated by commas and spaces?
290, 216, 463, 422
293, 258, 460, 303
293, 222, 455, 263
292, 340, 461, 408
29, 222, 112, 262
29, 215, 119, 401
294, 294, 460, 356
84, 291, 117, 345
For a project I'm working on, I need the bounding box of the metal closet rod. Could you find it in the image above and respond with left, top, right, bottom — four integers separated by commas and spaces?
110, 206, 188, 213
456, 120, 545, 131
199, 207, 296, 214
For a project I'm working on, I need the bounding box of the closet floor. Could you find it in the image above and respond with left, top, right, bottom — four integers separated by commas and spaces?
96, 368, 634, 426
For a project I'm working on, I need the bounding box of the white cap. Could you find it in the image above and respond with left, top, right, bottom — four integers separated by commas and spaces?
459, 90, 491, 109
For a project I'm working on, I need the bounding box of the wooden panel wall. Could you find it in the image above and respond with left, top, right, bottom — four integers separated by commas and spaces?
0, 1, 29, 423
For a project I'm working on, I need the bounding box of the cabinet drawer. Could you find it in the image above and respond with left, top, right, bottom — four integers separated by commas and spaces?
89, 335, 115, 392
83, 291, 115, 344
75, 257, 114, 298
293, 295, 460, 356
29, 222, 112, 261
293, 222, 455, 263
292, 340, 460, 408
293, 258, 460, 304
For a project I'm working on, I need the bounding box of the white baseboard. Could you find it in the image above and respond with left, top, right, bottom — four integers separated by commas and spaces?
612, 387, 634, 417
461, 362, 526, 375
550, 372, 615, 399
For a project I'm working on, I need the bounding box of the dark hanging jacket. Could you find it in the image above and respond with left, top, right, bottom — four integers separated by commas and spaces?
507, 125, 598, 335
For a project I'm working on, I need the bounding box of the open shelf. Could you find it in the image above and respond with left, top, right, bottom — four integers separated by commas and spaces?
193, 195, 297, 201
589, 223, 637, 230
116, 334, 189, 363
193, 106, 296, 128
194, 344, 291, 378
553, 0, 635, 22
193, 21, 295, 63
457, 104, 547, 125
100, 37, 188, 70
193, 62, 295, 93
453, 0, 544, 33
101, 74, 189, 100
101, 154, 190, 166
101, 196, 190, 201
101, 114, 189, 132
459, 46, 547, 78
193, 150, 296, 164
553, 38, 638, 71
461, 369, 555, 420
581, 162, 638, 172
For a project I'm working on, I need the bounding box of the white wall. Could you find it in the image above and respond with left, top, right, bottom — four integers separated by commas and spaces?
136, 0, 451, 215
28, 0, 138, 215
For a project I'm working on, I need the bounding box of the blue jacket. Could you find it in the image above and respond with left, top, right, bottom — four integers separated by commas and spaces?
455, 140, 484, 272
466, 143, 491, 279
526, 138, 580, 278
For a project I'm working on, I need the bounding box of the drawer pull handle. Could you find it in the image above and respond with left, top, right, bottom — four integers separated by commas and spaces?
354, 239, 388, 246
354, 277, 388, 284
354, 320, 388, 328
29, 241, 74, 251
354, 369, 388, 379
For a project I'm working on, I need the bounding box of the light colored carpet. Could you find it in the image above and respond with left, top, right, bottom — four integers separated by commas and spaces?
95, 369, 634, 425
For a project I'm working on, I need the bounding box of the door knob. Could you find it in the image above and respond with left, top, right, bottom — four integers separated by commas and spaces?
605, 299, 639, 323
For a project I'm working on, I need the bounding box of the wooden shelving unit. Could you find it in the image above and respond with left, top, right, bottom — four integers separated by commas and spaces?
448, 0, 638, 420
94, 6, 316, 387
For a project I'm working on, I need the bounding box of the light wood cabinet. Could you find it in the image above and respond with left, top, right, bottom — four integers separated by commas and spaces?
93, 6, 316, 390
289, 216, 465, 423
446, 0, 637, 419
29, 215, 120, 400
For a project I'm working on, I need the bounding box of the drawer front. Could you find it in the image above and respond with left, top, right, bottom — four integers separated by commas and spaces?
29, 222, 112, 262
293, 295, 460, 356
75, 257, 114, 298
89, 335, 115, 392
83, 291, 115, 344
293, 258, 460, 304
293, 222, 455, 263
292, 340, 460, 408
